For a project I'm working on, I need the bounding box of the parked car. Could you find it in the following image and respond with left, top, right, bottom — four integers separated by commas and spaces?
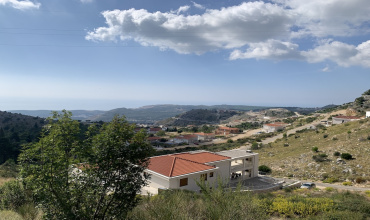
300, 182, 316, 189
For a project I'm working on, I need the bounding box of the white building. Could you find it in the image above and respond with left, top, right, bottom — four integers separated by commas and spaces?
141, 150, 259, 195
332, 115, 361, 125
263, 123, 288, 133
366, 111, 370, 118
194, 132, 215, 141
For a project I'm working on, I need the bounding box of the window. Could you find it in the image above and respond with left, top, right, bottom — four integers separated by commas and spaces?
200, 173, 207, 181
209, 172, 214, 177
180, 178, 188, 187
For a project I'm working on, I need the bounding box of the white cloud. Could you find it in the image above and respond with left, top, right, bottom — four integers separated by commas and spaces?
321, 66, 330, 72
302, 40, 370, 67
86, 2, 293, 54
86, 0, 370, 67
0, 0, 40, 10
192, 1, 205, 10
274, 0, 370, 38
230, 40, 302, 60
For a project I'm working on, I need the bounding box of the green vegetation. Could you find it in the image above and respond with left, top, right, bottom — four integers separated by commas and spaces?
258, 165, 272, 173
129, 187, 370, 219
18, 111, 153, 219
341, 153, 353, 160
312, 146, 319, 152
235, 122, 260, 130
0, 111, 46, 164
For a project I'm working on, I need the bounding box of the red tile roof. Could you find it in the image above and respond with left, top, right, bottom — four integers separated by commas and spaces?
217, 127, 239, 131
147, 152, 230, 177
149, 127, 162, 131
174, 134, 198, 140
175, 152, 230, 164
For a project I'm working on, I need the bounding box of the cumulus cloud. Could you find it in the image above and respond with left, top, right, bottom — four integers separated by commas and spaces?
192, 1, 205, 10
230, 40, 302, 60
274, 0, 370, 38
0, 0, 40, 10
86, 2, 293, 54
302, 40, 370, 67
86, 0, 370, 67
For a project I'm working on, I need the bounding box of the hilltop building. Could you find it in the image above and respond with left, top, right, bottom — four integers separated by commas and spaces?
141, 150, 259, 195
332, 115, 361, 124
215, 126, 240, 136
366, 111, 370, 118
263, 122, 288, 133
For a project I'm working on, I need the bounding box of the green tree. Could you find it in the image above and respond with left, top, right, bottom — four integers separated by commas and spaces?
19, 111, 153, 219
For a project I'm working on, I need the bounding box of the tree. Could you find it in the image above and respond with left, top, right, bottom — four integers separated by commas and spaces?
258, 165, 271, 173
19, 111, 153, 219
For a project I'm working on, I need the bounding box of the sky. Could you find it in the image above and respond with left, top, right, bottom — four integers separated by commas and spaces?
0, 0, 370, 110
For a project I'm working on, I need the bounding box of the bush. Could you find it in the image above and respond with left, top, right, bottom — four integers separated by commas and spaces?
355, 177, 366, 184
312, 146, 319, 152
341, 153, 353, 160
227, 139, 233, 143
333, 151, 341, 156
258, 165, 272, 173
251, 142, 259, 150
0, 180, 28, 211
323, 177, 338, 183
323, 134, 328, 138
313, 155, 327, 162
342, 182, 352, 186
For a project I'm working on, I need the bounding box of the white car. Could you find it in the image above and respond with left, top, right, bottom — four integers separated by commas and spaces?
300, 182, 316, 189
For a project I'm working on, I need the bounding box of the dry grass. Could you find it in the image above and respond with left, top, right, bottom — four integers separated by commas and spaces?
0, 177, 15, 187
257, 118, 370, 183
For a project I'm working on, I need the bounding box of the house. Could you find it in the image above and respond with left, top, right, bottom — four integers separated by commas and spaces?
172, 134, 198, 144
194, 132, 215, 141
215, 126, 240, 136
141, 150, 259, 195
332, 115, 361, 125
147, 136, 162, 143
148, 127, 162, 134
366, 111, 370, 118
263, 122, 288, 133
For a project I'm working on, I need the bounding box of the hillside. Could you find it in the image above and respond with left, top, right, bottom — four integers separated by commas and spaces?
158, 109, 240, 126
257, 118, 370, 183
0, 111, 45, 164
9, 110, 105, 121
90, 104, 268, 122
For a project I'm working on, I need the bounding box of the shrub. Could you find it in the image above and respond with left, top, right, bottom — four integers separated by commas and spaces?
312, 146, 319, 152
227, 139, 233, 143
333, 151, 341, 156
355, 177, 366, 184
332, 136, 338, 141
313, 155, 327, 162
342, 182, 352, 186
251, 142, 259, 150
323, 177, 338, 183
323, 134, 328, 138
341, 153, 353, 160
325, 187, 335, 192
0, 180, 28, 211
258, 165, 272, 173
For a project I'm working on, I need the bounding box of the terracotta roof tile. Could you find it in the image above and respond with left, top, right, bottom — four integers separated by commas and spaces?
148, 155, 215, 177
147, 152, 230, 177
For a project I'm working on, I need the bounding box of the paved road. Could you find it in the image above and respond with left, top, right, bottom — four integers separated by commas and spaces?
276, 177, 370, 192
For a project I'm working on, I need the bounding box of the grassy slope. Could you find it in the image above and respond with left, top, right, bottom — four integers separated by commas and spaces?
257, 118, 370, 182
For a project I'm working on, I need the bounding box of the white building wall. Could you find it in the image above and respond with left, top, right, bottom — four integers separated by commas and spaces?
147, 173, 170, 189
169, 170, 218, 192
252, 154, 259, 178
366, 111, 370, 118
207, 160, 231, 183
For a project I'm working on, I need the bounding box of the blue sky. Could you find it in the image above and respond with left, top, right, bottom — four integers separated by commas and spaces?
1, 0, 369, 110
